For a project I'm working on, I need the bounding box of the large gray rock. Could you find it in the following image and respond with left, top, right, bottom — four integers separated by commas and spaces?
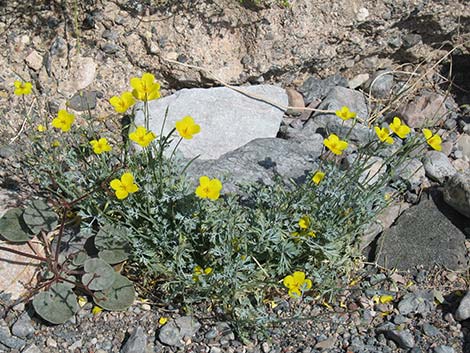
135, 85, 287, 160
186, 135, 324, 193
455, 289, 470, 321
422, 151, 456, 183
375, 198, 468, 271
443, 171, 470, 218
301, 86, 371, 144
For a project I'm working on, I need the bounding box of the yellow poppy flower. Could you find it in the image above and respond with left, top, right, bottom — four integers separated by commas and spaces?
129, 126, 156, 148
14, 80, 32, 95
130, 73, 161, 101
422, 129, 442, 151
283, 271, 312, 298
37, 124, 47, 132
109, 91, 135, 113
374, 126, 394, 144
90, 138, 112, 154
389, 117, 411, 139
335, 106, 356, 121
52, 110, 75, 132
312, 171, 325, 185
298, 215, 310, 230
159, 317, 168, 325
175, 116, 201, 139
110, 172, 139, 200
195, 176, 222, 200
323, 134, 348, 155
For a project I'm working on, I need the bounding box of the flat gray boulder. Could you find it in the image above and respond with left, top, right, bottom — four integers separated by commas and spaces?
134, 85, 287, 160
375, 197, 468, 271
186, 135, 324, 193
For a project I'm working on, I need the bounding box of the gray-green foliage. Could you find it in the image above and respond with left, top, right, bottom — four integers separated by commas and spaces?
95, 225, 130, 264
82, 258, 116, 291
23, 200, 58, 234
32, 283, 78, 324
0, 208, 31, 242
94, 273, 136, 311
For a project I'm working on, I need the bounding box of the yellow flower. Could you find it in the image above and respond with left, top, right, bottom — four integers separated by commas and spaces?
77, 296, 87, 307
52, 110, 75, 132
159, 317, 168, 325
374, 126, 394, 144
195, 176, 222, 200
389, 117, 411, 139
92, 306, 103, 315
192, 265, 212, 282
129, 126, 156, 148
175, 116, 201, 139
312, 171, 325, 185
323, 134, 348, 155
51, 140, 60, 148
109, 91, 135, 113
379, 295, 394, 304
37, 124, 47, 132
422, 129, 442, 151
283, 271, 312, 298
90, 138, 112, 154
110, 172, 139, 200
130, 73, 161, 101
298, 215, 310, 230
335, 106, 356, 121
14, 80, 32, 95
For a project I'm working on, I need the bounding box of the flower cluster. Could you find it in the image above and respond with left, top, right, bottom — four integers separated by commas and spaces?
192, 265, 213, 282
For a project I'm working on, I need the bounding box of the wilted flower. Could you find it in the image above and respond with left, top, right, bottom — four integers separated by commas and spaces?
389, 117, 411, 139
335, 106, 356, 121
422, 128, 442, 151
283, 271, 312, 298
130, 73, 161, 101
14, 80, 32, 96
175, 116, 201, 139
109, 92, 135, 113
195, 176, 222, 200
90, 138, 112, 154
323, 134, 348, 155
129, 126, 156, 148
52, 110, 75, 132
374, 126, 394, 144
110, 172, 139, 200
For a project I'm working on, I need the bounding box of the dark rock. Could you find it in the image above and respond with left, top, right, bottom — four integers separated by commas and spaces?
186, 136, 323, 193
67, 91, 98, 111
384, 329, 415, 349
102, 30, 119, 41
375, 198, 468, 271
120, 326, 147, 353
101, 43, 120, 54
299, 74, 348, 105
